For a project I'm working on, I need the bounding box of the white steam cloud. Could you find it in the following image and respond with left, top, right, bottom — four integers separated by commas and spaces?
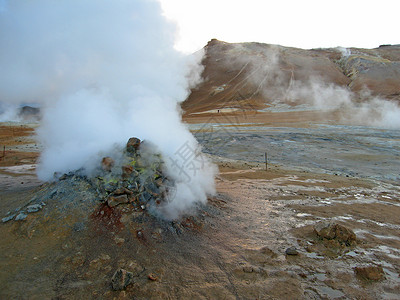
285, 77, 400, 129
0, 0, 216, 219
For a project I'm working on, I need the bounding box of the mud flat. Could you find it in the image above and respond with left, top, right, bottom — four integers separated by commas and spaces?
1, 121, 400, 299
191, 122, 400, 182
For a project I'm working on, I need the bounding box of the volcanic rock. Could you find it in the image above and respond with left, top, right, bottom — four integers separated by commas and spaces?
126, 137, 141, 154
122, 165, 134, 178
314, 222, 356, 246
111, 268, 135, 290
102, 157, 115, 172
354, 265, 385, 281
107, 195, 130, 208
113, 187, 134, 196
285, 246, 299, 256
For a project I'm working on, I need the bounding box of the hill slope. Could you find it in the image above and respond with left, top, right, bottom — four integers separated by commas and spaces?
183, 39, 400, 115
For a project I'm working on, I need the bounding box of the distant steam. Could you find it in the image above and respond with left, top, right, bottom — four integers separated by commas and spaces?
233, 44, 400, 129
285, 78, 400, 129
0, 0, 216, 219
0, 103, 20, 122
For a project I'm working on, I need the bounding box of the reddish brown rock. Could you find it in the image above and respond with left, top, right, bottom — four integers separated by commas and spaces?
314, 222, 356, 246
122, 165, 134, 178
148, 273, 158, 281
126, 137, 141, 153
101, 157, 114, 172
354, 265, 385, 281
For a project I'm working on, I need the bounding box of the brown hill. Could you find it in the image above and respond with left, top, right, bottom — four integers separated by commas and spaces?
183, 39, 400, 115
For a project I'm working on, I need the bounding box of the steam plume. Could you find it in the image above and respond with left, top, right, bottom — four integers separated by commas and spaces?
0, 0, 216, 219
230, 44, 400, 129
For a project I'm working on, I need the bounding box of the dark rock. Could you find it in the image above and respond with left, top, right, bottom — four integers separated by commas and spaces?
285, 246, 299, 256
107, 195, 129, 207
111, 268, 135, 290
139, 191, 152, 204
102, 157, 115, 172
146, 182, 160, 195
314, 222, 356, 246
59, 174, 68, 180
354, 265, 385, 281
126, 137, 141, 154
103, 181, 118, 193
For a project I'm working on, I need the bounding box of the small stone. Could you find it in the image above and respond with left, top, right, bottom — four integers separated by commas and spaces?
126, 137, 141, 154
111, 268, 135, 290
148, 273, 158, 281
354, 265, 385, 281
26, 204, 42, 213
102, 157, 115, 172
15, 212, 27, 221
107, 195, 129, 207
285, 246, 299, 256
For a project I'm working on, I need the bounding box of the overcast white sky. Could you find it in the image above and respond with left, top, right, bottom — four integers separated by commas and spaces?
159, 0, 399, 53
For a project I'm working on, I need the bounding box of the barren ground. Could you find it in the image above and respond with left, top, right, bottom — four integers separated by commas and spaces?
0, 114, 400, 299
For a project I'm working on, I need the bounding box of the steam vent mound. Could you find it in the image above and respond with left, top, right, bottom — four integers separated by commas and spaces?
1, 137, 215, 297
3, 137, 205, 233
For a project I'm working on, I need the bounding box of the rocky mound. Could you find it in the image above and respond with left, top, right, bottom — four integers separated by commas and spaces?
0, 137, 213, 298
2, 137, 191, 228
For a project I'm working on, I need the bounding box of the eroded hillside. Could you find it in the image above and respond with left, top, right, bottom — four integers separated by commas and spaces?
183, 39, 400, 114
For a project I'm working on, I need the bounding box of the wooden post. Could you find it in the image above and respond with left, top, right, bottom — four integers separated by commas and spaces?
0, 145, 4, 161
264, 152, 268, 171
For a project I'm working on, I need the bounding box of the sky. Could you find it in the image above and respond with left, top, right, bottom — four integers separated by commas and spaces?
159, 0, 399, 53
